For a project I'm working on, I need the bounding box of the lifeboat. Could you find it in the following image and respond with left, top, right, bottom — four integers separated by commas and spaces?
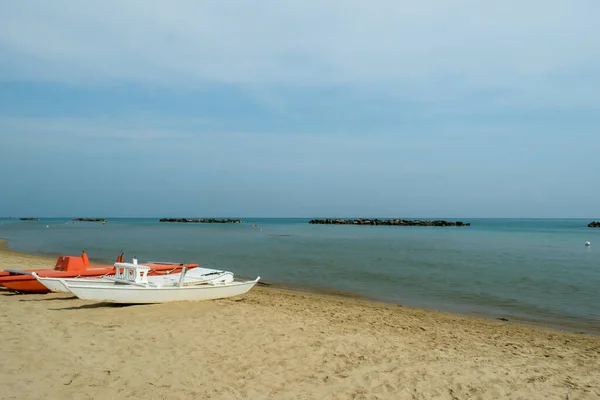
0, 251, 198, 294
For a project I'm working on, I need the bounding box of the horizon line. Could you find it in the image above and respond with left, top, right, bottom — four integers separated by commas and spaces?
1, 216, 598, 220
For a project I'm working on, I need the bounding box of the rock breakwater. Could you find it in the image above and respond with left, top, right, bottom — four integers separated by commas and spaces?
159, 218, 242, 224
309, 218, 470, 226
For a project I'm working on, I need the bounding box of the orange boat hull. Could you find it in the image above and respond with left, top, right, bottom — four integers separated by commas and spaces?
1, 276, 67, 293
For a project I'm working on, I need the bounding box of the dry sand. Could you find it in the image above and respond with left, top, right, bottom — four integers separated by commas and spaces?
0, 239, 599, 399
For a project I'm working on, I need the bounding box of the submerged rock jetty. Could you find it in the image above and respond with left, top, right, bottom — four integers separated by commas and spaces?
309, 218, 470, 226
159, 218, 242, 224
73, 218, 107, 223
19, 218, 39, 221
588, 221, 600, 228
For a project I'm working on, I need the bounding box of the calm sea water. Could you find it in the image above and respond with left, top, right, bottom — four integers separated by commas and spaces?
1, 218, 598, 332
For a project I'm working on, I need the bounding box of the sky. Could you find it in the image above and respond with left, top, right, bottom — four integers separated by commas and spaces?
1, 1, 599, 218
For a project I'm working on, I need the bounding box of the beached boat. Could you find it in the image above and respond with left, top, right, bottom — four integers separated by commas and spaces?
60, 262, 260, 304
35, 264, 234, 293
0, 251, 198, 294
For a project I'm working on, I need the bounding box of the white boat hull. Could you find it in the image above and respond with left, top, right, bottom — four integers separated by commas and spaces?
63, 278, 260, 304
36, 277, 112, 293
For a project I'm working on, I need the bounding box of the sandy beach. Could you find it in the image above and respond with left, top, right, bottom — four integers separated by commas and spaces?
0, 239, 598, 399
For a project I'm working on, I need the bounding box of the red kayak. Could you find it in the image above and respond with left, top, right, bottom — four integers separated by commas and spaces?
0, 251, 198, 294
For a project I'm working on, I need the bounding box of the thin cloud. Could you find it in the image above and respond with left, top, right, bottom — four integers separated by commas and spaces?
0, 1, 598, 86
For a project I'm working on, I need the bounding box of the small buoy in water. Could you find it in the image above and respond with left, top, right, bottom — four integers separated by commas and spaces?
585, 241, 591, 247
46, 225, 49, 228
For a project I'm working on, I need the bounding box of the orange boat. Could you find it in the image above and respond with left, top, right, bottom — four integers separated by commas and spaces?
0, 251, 198, 294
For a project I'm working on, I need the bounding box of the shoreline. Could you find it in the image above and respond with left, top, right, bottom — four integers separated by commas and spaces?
2, 237, 598, 336
1, 239, 599, 398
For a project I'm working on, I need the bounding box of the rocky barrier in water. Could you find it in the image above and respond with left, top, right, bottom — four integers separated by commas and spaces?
159, 218, 243, 224
588, 221, 600, 228
73, 218, 107, 223
309, 218, 470, 226
19, 217, 39, 221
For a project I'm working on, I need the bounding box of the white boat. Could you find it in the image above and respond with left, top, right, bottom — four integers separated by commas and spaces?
34, 264, 233, 294
56, 262, 260, 304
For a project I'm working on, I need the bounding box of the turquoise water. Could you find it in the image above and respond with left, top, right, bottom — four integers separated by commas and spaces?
1, 218, 598, 332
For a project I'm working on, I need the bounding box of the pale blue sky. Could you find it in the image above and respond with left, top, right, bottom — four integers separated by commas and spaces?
1, 1, 599, 218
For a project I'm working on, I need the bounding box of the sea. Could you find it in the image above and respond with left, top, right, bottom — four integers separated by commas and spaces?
1, 217, 598, 333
